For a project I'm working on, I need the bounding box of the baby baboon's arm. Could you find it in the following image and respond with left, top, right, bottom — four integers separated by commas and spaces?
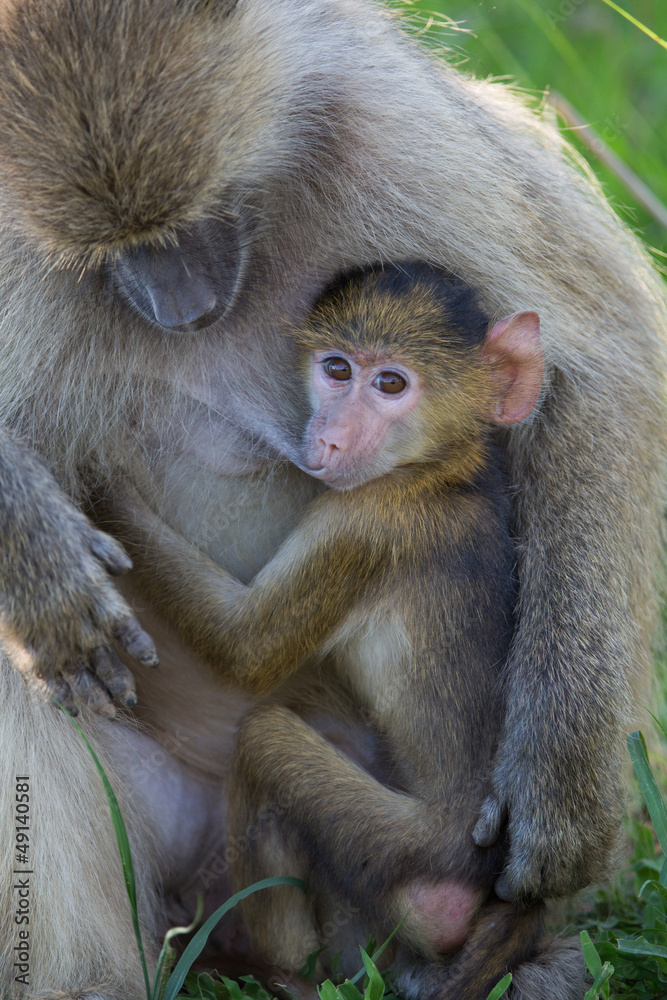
101, 481, 386, 694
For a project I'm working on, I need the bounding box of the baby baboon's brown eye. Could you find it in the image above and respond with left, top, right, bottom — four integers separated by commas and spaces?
374, 371, 406, 394
324, 357, 352, 380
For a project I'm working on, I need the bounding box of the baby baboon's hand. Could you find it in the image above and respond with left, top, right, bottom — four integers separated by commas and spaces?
0, 429, 158, 716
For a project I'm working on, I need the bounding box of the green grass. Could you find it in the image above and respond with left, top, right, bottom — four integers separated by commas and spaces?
573, 733, 667, 998
391, 0, 667, 256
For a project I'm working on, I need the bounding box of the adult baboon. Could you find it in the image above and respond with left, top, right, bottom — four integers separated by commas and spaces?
0, 1, 664, 999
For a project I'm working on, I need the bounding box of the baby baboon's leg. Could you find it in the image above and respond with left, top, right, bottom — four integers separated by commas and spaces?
229, 742, 321, 978
230, 704, 497, 973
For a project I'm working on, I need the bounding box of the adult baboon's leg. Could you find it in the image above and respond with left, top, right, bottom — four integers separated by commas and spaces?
0, 656, 162, 1000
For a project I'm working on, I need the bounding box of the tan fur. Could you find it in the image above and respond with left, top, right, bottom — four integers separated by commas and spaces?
0, 668, 160, 999
0, 1, 662, 999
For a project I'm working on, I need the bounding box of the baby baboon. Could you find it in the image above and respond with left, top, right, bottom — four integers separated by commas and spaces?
106, 263, 546, 998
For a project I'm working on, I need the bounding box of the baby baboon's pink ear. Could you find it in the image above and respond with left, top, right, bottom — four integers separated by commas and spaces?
481, 311, 542, 425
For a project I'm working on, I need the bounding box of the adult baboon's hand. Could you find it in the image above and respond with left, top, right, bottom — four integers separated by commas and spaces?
473, 732, 621, 901
0, 426, 158, 716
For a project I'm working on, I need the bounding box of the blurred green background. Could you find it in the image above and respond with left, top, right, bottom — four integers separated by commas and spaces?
392, 0, 667, 257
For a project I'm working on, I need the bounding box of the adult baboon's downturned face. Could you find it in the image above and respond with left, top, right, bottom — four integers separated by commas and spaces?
112, 216, 247, 333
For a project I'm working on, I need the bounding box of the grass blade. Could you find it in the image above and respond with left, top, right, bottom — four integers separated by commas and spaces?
598, 0, 667, 51
318, 981, 340, 1000
153, 895, 205, 1000
220, 977, 248, 1000
627, 732, 667, 866
162, 876, 307, 1000
485, 972, 512, 1000
617, 937, 667, 959
580, 930, 603, 977
348, 915, 407, 985
58, 704, 151, 999
337, 983, 364, 1000
358, 949, 384, 1000
582, 962, 613, 1000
